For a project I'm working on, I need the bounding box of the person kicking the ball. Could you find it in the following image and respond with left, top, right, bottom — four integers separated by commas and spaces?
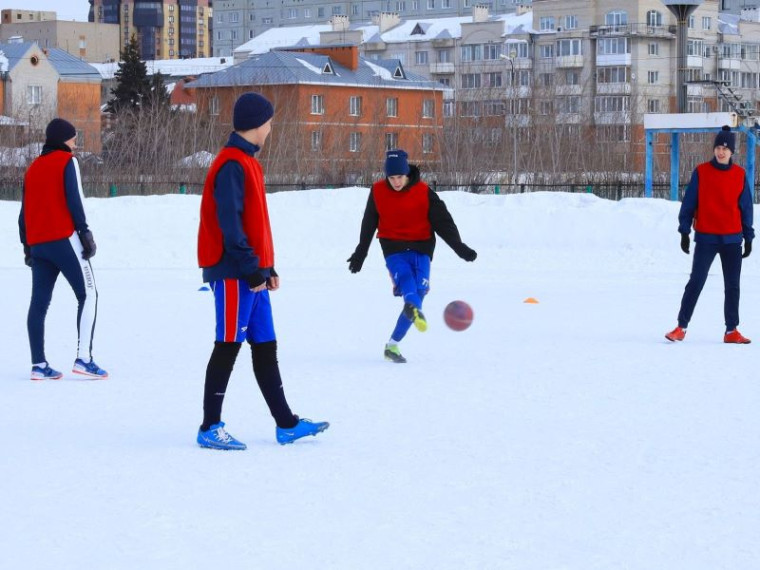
196, 92, 329, 450
347, 149, 477, 363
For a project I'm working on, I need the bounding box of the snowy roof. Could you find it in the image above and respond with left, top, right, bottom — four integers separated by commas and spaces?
0, 40, 100, 80
235, 11, 534, 57
719, 13, 740, 35
186, 49, 441, 91
90, 57, 234, 80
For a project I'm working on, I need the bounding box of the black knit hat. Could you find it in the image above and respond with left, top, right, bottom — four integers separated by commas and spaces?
714, 125, 735, 154
45, 118, 77, 145
233, 92, 274, 131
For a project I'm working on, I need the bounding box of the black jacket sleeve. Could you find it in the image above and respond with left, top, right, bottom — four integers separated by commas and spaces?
428, 189, 464, 250
353, 190, 379, 257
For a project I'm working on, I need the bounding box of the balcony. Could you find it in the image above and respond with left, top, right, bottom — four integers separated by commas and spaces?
555, 55, 584, 68
430, 62, 455, 74
719, 57, 741, 70
589, 23, 676, 38
596, 82, 631, 95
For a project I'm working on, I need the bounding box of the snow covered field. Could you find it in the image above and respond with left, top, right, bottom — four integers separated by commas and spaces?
1, 189, 758, 569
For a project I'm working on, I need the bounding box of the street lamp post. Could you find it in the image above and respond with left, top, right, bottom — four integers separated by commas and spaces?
500, 51, 518, 189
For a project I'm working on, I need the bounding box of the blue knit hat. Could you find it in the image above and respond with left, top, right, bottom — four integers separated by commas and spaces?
45, 118, 76, 145
714, 125, 735, 154
233, 92, 274, 131
384, 149, 410, 177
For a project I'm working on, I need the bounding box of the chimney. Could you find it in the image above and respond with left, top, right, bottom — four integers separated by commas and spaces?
300, 45, 360, 71
472, 4, 489, 23
331, 14, 349, 31
373, 12, 401, 33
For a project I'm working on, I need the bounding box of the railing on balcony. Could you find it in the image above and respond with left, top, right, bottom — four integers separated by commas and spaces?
589, 23, 676, 38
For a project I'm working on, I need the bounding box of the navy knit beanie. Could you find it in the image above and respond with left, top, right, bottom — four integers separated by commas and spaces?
45, 118, 77, 145
233, 92, 274, 131
714, 125, 735, 154
384, 149, 410, 177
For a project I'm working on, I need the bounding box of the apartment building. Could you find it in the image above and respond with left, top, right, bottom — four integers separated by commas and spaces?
0, 9, 119, 63
211, 0, 530, 56
89, 0, 211, 60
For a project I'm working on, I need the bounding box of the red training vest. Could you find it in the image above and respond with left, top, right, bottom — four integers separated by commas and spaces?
694, 162, 745, 235
197, 147, 274, 268
372, 180, 432, 241
23, 150, 76, 245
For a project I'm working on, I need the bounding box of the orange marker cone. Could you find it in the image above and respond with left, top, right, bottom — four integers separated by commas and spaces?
523, 297, 539, 304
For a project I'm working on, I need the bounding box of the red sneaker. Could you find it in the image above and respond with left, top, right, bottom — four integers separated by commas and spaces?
665, 326, 686, 342
724, 330, 751, 344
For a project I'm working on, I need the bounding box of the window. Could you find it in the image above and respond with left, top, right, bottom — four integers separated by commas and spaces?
483, 44, 500, 60
231, 30, 238, 40
443, 101, 455, 117
427, 0, 435, 8
262, 17, 273, 24
484, 72, 502, 87
311, 95, 325, 115
539, 100, 554, 115
286, 8, 297, 19
594, 95, 630, 113
351, 5, 359, 16
649, 42, 659, 56
437, 49, 451, 63
305, 8, 312, 17
557, 38, 582, 56
688, 15, 695, 29
646, 10, 662, 28
385, 133, 398, 150
484, 100, 505, 115
597, 66, 629, 83
422, 99, 434, 118
311, 131, 322, 151
565, 70, 579, 85
230, 12, 239, 23
349, 132, 362, 152
422, 133, 433, 154
318, 8, 325, 17
647, 70, 659, 84
647, 99, 661, 113
539, 73, 553, 87
209, 95, 220, 116
461, 73, 481, 89
597, 37, 629, 55
386, 98, 398, 117
332, 6, 343, 15
558, 96, 580, 113
461, 45, 482, 62
539, 17, 555, 31
461, 101, 481, 116
702, 16, 711, 30
349, 96, 362, 116
687, 39, 703, 57
27, 85, 42, 105
442, 0, 451, 8
605, 10, 627, 28
415, 51, 428, 65
563, 15, 578, 30
539, 44, 554, 58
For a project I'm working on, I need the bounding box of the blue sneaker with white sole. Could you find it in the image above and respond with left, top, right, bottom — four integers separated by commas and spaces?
72, 358, 108, 379
197, 422, 247, 450
31, 363, 63, 381
276, 417, 330, 445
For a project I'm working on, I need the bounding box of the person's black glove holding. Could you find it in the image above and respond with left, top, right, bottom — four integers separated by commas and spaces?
347, 251, 366, 273
79, 230, 97, 260
23, 244, 32, 267
743, 240, 752, 258
680, 233, 690, 254
244, 271, 267, 290
456, 244, 477, 262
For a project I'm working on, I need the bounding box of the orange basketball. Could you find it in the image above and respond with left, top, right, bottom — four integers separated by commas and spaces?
444, 300, 473, 331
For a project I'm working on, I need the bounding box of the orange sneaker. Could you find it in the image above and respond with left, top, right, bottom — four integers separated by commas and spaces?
724, 330, 751, 344
665, 326, 686, 342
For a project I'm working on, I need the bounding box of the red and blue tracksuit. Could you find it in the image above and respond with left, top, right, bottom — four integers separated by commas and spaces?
675, 157, 755, 330
197, 132, 295, 430
19, 143, 98, 365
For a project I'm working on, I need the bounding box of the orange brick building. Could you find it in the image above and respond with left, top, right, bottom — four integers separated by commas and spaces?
187, 44, 444, 178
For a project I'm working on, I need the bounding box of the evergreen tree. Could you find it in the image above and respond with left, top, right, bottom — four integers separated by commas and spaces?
107, 35, 154, 113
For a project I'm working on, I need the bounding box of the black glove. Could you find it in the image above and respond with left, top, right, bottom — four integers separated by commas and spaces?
743, 240, 752, 258
23, 244, 32, 267
79, 230, 97, 260
266, 268, 279, 288
347, 252, 366, 273
457, 244, 477, 262
244, 272, 266, 289
680, 233, 690, 254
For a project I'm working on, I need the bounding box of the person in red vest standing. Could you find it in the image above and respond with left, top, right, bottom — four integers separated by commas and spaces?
196, 92, 329, 450
347, 149, 477, 363
665, 125, 755, 344
19, 118, 107, 380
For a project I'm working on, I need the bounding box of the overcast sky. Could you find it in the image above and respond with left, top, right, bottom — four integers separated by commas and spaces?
4, 1, 90, 22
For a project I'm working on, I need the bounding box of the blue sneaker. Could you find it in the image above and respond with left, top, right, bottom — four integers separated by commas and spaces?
197, 422, 247, 450
72, 358, 108, 379
276, 418, 330, 445
31, 363, 63, 381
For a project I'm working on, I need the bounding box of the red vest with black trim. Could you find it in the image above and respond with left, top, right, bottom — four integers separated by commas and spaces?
198, 147, 274, 268
372, 180, 432, 241
694, 162, 745, 235
23, 150, 75, 245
